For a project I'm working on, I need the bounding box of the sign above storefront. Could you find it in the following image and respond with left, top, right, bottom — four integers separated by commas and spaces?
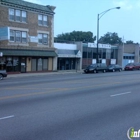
88, 43, 111, 49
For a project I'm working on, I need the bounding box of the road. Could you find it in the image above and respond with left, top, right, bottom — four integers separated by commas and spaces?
0, 71, 140, 140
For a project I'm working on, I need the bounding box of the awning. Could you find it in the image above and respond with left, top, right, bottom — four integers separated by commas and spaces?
57, 49, 82, 58
0, 49, 57, 57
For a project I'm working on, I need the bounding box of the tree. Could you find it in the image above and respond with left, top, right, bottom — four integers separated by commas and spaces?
54, 31, 96, 43
126, 40, 134, 44
98, 32, 122, 45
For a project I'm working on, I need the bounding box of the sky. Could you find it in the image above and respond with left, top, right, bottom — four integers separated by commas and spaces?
25, 0, 140, 43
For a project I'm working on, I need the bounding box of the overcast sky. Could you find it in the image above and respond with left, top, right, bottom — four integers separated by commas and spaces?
25, 0, 140, 43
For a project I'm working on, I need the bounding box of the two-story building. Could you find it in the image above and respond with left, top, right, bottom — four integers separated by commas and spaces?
0, 0, 57, 73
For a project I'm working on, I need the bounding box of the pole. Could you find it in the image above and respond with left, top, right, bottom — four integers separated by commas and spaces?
97, 14, 99, 64
96, 7, 120, 64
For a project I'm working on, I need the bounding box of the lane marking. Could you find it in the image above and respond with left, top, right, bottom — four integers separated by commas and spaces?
110, 91, 131, 97
0, 82, 121, 100
0, 115, 14, 120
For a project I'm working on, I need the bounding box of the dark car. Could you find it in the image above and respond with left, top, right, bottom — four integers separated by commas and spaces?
124, 63, 140, 71
84, 63, 108, 73
107, 64, 122, 72
0, 70, 7, 80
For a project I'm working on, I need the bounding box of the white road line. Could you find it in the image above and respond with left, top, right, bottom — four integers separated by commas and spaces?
0, 115, 14, 120
110, 91, 131, 97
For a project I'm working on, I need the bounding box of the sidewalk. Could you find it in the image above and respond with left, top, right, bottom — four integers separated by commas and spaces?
7, 70, 83, 78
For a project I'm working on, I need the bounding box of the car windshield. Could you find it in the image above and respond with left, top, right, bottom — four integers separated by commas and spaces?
87, 64, 96, 68
108, 65, 114, 68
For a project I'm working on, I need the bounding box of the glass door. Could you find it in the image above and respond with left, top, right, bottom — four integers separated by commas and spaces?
21, 57, 26, 73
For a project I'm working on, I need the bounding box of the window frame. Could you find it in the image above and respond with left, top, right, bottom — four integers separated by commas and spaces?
9, 8, 27, 23
9, 29, 27, 43
38, 33, 48, 45
38, 14, 48, 26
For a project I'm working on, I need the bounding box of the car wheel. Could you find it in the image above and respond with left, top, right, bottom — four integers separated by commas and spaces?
93, 70, 97, 73
103, 70, 106, 73
119, 69, 122, 72
0, 74, 3, 80
112, 69, 115, 72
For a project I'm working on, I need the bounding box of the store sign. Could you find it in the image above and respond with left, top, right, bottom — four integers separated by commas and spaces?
92, 59, 96, 64
0, 52, 3, 57
111, 59, 116, 64
76, 51, 82, 58
0, 27, 9, 41
88, 43, 111, 49
29, 36, 38, 43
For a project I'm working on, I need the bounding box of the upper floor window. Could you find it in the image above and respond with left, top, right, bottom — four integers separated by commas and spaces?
9, 8, 27, 23
10, 30, 27, 43
15, 10, 20, 22
38, 14, 48, 26
9, 9, 14, 21
22, 11, 26, 22
38, 33, 48, 45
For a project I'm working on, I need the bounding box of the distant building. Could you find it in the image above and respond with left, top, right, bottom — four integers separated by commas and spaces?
54, 42, 82, 71
0, 0, 57, 73
82, 43, 118, 69
120, 44, 140, 68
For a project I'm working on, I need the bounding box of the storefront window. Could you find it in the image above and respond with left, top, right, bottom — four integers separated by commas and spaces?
13, 57, 19, 72
43, 59, 48, 71
57, 58, 76, 70
6, 57, 13, 72
0, 57, 6, 70
31, 59, 37, 71
37, 58, 42, 71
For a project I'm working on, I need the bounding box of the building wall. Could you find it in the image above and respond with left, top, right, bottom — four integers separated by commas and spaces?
117, 45, 123, 67
0, 1, 56, 73
48, 58, 53, 70
26, 57, 31, 72
0, 4, 55, 50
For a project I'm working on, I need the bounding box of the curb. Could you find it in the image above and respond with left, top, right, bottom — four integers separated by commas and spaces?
7, 71, 83, 78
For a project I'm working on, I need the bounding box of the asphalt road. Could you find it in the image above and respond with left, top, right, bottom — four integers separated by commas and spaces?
0, 71, 140, 140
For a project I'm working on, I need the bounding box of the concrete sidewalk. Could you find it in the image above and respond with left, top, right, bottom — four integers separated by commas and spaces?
7, 70, 83, 78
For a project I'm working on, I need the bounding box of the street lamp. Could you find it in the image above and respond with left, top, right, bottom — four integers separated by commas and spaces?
96, 7, 120, 64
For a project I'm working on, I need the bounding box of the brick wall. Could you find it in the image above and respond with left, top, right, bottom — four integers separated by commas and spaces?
0, 5, 54, 50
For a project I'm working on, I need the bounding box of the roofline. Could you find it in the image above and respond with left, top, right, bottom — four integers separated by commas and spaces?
0, 0, 55, 15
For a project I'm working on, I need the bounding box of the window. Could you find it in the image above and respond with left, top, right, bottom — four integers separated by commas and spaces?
15, 10, 20, 21
38, 34, 43, 44
38, 15, 43, 25
9, 8, 26, 23
22, 32, 27, 43
22, 11, 26, 22
38, 33, 48, 44
9, 9, 14, 21
10, 30, 27, 43
10, 30, 15, 42
16, 31, 21, 42
43, 16, 47, 26
38, 14, 48, 26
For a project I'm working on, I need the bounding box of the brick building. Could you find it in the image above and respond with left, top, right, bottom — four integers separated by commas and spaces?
0, 0, 57, 73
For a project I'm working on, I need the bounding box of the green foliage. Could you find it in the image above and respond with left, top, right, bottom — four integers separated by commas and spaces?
126, 40, 134, 44
54, 31, 96, 43
99, 32, 122, 45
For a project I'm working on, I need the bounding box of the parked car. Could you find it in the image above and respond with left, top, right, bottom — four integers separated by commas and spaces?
124, 63, 140, 71
84, 63, 108, 73
0, 70, 7, 80
107, 64, 122, 72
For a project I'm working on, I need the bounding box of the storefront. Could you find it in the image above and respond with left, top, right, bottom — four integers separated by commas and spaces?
57, 49, 82, 70
0, 49, 57, 73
